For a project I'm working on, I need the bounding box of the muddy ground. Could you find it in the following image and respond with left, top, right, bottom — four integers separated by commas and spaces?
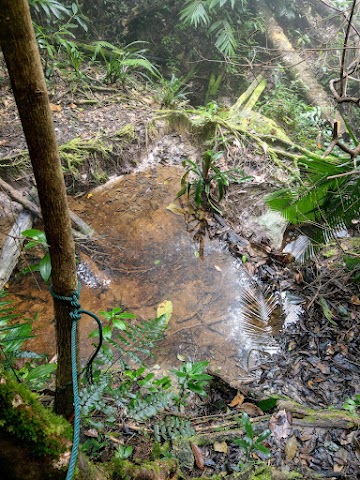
0, 75, 359, 479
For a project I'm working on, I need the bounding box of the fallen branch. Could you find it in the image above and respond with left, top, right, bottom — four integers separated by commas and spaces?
0, 177, 94, 237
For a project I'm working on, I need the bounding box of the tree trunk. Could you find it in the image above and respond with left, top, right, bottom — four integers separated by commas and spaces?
0, 0, 78, 418
255, 0, 345, 131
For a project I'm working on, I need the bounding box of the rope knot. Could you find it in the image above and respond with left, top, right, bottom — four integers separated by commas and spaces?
69, 310, 81, 322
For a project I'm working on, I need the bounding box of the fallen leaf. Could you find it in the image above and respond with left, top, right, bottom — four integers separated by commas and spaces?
50, 103, 62, 112
228, 392, 245, 407
239, 403, 264, 416
350, 295, 360, 305
269, 409, 292, 440
157, 300, 173, 325
69, 103, 77, 109
0, 139, 7, 146
333, 464, 343, 473
214, 265, 222, 272
213, 441, 228, 454
285, 435, 298, 460
84, 428, 98, 438
190, 442, 204, 470
177, 353, 186, 362
315, 361, 330, 374
166, 203, 186, 216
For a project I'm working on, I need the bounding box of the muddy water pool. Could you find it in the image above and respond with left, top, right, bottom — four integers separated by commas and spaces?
8, 166, 279, 388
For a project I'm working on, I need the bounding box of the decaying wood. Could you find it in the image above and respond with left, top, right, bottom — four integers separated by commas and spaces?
0, 210, 33, 290
277, 399, 360, 428
256, 0, 345, 131
0, 177, 94, 238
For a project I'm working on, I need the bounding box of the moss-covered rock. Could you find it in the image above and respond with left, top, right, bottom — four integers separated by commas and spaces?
0, 371, 72, 457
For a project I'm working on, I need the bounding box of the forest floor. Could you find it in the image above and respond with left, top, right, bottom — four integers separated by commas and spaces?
0, 73, 359, 480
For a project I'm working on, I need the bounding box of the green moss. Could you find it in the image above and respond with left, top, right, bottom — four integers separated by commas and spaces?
0, 372, 72, 458
111, 458, 178, 480
116, 124, 137, 141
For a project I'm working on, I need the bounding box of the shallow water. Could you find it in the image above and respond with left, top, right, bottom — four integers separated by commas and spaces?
7, 166, 281, 388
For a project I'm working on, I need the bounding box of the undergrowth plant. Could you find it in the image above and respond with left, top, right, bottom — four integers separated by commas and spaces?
233, 412, 271, 461
157, 74, 190, 108
177, 149, 251, 213
21, 229, 51, 283
91, 41, 160, 87
0, 291, 56, 389
80, 305, 213, 457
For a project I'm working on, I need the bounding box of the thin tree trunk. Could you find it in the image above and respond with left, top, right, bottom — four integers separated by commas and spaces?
0, 0, 78, 418
255, 0, 345, 131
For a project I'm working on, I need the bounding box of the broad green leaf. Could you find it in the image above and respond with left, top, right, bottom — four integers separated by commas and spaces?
39, 253, 52, 282
25, 363, 57, 381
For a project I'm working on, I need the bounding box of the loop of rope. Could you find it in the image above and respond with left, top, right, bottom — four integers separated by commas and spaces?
50, 283, 103, 480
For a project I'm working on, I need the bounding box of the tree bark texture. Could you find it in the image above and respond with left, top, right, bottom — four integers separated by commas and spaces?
255, 0, 345, 131
0, 0, 78, 418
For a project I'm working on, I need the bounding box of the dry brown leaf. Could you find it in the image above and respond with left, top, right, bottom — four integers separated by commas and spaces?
350, 295, 360, 305
213, 441, 228, 454
84, 428, 98, 438
190, 442, 204, 470
239, 402, 264, 417
269, 409, 292, 440
50, 103, 62, 112
228, 392, 245, 407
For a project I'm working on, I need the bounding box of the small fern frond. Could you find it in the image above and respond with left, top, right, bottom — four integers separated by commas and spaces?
209, 18, 237, 57
127, 390, 175, 422
154, 415, 195, 442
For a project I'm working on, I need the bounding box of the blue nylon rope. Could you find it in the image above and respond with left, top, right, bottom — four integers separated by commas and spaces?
50, 284, 103, 480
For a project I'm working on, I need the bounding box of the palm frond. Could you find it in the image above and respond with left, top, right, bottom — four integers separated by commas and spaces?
180, 1, 210, 28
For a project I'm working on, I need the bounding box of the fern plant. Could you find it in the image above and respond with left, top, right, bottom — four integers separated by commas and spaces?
179, 0, 252, 57
0, 291, 56, 389
91, 41, 160, 87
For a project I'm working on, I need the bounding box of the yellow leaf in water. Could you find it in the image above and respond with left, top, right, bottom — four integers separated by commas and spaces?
285, 435, 298, 461
157, 300, 173, 325
166, 203, 186, 215
213, 441, 228, 454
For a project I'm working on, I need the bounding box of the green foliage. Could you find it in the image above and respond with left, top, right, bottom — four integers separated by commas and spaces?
30, 0, 88, 78
266, 156, 359, 238
0, 291, 56, 389
154, 415, 195, 442
114, 444, 133, 460
179, 0, 252, 57
157, 74, 190, 108
343, 394, 360, 415
233, 412, 271, 460
21, 229, 51, 283
258, 78, 329, 147
79, 308, 214, 461
171, 360, 212, 408
91, 41, 160, 87
177, 149, 251, 213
